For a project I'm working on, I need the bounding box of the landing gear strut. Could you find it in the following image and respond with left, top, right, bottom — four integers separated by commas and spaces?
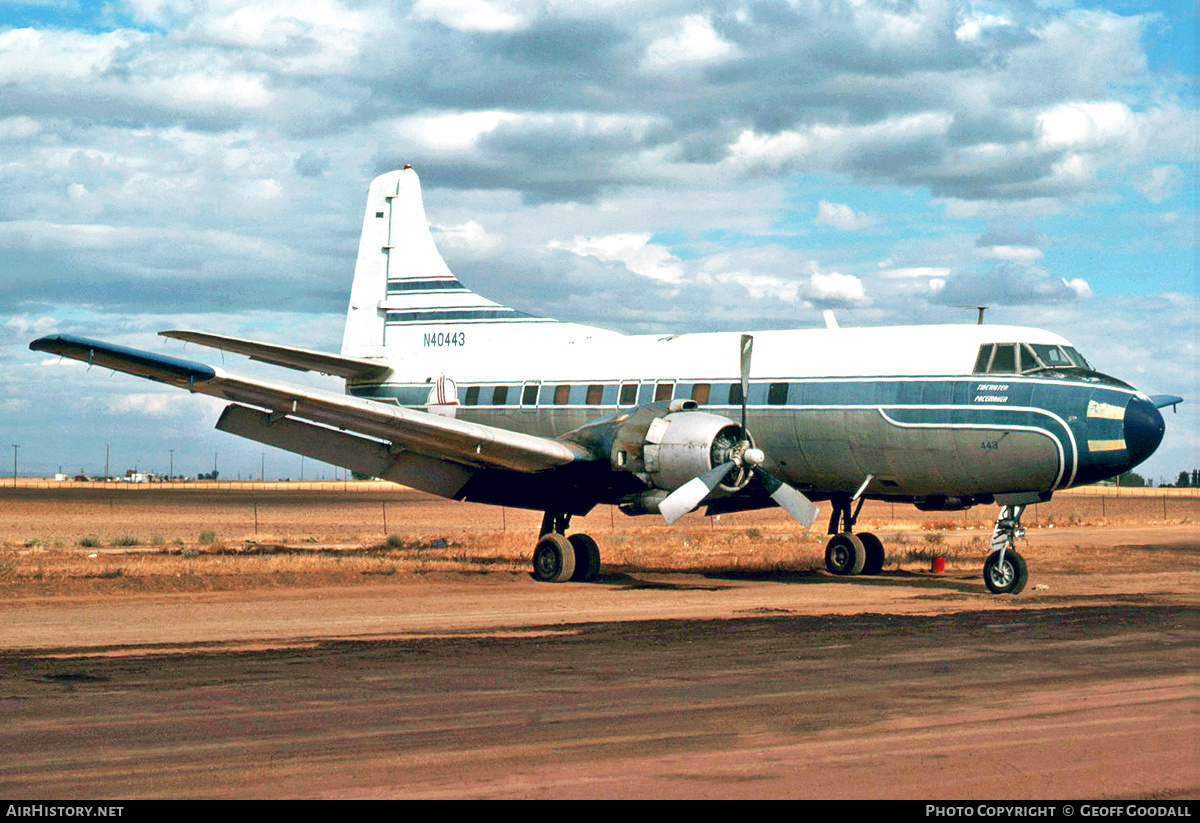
531, 512, 601, 583
984, 505, 1029, 595
823, 493, 885, 577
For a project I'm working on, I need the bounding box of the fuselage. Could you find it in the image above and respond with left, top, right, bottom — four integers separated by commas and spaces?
347, 323, 1165, 505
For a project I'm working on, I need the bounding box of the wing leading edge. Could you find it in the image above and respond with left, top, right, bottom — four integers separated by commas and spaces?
30, 335, 591, 490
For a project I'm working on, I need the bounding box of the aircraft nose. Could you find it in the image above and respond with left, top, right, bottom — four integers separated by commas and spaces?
1124, 395, 1165, 469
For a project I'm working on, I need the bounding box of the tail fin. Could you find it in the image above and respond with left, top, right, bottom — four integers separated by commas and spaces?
341, 167, 538, 358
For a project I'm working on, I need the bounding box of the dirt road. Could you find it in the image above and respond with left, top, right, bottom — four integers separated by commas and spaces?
2, 524, 1197, 798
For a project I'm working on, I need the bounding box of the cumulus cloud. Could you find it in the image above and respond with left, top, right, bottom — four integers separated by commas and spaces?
1134, 165, 1184, 204
641, 14, 738, 72
933, 263, 1093, 306
548, 233, 685, 284
809, 270, 866, 305
815, 201, 874, 231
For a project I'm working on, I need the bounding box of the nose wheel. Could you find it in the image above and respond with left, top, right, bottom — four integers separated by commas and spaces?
984, 504, 1029, 595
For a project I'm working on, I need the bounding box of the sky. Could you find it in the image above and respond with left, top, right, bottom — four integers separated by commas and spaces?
1, 0, 1195, 485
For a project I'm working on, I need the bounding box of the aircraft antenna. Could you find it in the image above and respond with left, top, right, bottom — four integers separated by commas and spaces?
957, 305, 988, 324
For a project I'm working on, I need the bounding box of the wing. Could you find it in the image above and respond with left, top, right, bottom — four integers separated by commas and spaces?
29, 334, 592, 499
159, 329, 392, 380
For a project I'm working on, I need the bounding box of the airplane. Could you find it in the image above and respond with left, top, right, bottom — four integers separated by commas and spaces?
30, 167, 1180, 595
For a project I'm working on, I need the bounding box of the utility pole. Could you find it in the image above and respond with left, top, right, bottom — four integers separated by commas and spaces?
261, 452, 265, 482
168, 449, 174, 482
10, 444, 17, 487
105, 443, 110, 480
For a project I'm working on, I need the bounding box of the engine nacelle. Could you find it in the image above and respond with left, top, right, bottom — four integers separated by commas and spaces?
611, 407, 747, 493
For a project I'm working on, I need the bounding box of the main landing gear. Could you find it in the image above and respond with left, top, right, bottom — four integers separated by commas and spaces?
822, 494, 885, 577
984, 504, 1029, 595
531, 512, 601, 583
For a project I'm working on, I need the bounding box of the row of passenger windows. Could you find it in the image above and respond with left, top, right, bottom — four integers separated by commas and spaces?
461, 381, 791, 407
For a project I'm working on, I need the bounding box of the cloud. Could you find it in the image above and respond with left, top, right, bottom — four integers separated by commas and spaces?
815, 201, 873, 231
809, 270, 866, 305
933, 263, 1093, 306
977, 245, 1043, 262
410, 0, 528, 33
641, 14, 738, 72
1134, 165, 1184, 204
548, 233, 685, 284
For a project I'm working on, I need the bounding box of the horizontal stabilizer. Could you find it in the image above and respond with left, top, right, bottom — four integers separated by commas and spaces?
1149, 394, 1183, 411
160, 330, 392, 380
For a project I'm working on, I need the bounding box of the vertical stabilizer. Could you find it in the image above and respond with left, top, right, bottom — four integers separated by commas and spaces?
343, 168, 448, 355
342, 167, 532, 359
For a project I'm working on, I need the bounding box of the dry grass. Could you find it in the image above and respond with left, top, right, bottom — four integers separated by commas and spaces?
1, 484, 1196, 594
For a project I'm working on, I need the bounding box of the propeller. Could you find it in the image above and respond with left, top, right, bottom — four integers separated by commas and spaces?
658, 334, 819, 528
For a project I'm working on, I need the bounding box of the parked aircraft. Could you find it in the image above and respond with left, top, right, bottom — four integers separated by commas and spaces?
31, 167, 1178, 594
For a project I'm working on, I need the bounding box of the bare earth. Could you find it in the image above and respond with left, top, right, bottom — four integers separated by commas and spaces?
1, 485, 1196, 799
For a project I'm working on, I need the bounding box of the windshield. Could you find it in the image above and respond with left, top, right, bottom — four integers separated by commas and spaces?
974, 343, 1094, 375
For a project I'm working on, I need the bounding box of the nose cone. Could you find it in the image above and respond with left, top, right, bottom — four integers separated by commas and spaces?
1124, 396, 1165, 469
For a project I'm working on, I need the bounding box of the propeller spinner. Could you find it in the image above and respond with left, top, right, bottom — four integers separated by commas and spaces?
658, 334, 820, 528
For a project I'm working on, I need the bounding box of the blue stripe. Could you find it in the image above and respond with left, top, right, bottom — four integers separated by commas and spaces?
387, 278, 468, 293
385, 308, 546, 324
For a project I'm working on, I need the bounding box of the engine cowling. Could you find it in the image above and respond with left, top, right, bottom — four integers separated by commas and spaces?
610, 407, 748, 493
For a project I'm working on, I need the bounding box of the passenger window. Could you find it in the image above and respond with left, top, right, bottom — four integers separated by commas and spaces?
768, 382, 789, 405
691, 383, 711, 405
521, 383, 539, 406
989, 344, 1016, 373
654, 382, 674, 402
728, 382, 744, 405
464, 386, 480, 406
586, 384, 603, 405
553, 384, 571, 405
619, 382, 638, 405
492, 385, 508, 405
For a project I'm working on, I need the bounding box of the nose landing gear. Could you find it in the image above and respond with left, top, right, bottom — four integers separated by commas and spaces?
984, 504, 1029, 595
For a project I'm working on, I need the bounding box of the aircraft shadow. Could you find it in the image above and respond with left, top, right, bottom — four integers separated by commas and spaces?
590, 568, 987, 595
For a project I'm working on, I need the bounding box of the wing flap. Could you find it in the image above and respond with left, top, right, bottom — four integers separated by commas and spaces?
30, 334, 589, 473
216, 405, 474, 497
159, 329, 392, 380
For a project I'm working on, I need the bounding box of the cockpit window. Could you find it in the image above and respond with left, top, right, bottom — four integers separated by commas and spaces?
990, 344, 1016, 373
1030, 344, 1071, 368
973, 342, 1094, 375
1061, 346, 1091, 369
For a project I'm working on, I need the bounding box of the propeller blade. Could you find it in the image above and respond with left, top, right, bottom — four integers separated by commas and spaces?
739, 334, 753, 433
659, 461, 737, 525
754, 467, 820, 528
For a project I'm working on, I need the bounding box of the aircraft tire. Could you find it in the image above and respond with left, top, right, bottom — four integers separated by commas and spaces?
568, 533, 601, 582
825, 533, 866, 576
859, 532, 885, 576
532, 532, 576, 583
983, 549, 1028, 595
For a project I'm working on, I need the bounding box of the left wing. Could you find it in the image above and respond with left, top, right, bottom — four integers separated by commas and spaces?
29, 335, 592, 496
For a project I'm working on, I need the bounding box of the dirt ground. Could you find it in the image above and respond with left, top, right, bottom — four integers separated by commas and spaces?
0, 484, 1197, 799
